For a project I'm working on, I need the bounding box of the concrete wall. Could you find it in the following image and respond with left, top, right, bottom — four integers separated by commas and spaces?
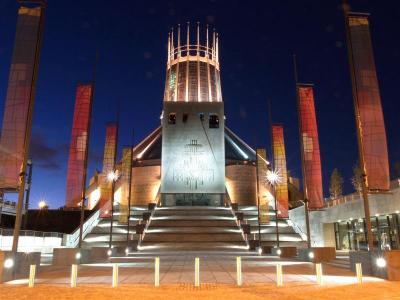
225, 164, 257, 206
161, 102, 225, 195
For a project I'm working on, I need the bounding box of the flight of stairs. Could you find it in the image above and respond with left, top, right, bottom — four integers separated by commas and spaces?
138, 206, 248, 252
81, 206, 146, 248
81, 205, 305, 253
237, 206, 306, 248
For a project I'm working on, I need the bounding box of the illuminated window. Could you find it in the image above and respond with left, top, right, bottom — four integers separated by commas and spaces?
168, 113, 176, 124
209, 114, 219, 128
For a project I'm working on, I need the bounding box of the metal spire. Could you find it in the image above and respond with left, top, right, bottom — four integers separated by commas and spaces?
171, 27, 174, 58
167, 32, 171, 63
212, 28, 216, 60
197, 21, 200, 54
186, 22, 190, 52
206, 24, 209, 53
177, 24, 181, 57
216, 33, 219, 63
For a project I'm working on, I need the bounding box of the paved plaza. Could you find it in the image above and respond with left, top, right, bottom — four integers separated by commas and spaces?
3, 252, 399, 300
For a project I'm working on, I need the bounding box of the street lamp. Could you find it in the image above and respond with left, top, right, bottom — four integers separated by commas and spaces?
266, 169, 281, 249
38, 200, 47, 209
107, 170, 118, 182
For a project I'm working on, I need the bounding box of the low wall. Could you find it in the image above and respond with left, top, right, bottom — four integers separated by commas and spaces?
0, 235, 62, 254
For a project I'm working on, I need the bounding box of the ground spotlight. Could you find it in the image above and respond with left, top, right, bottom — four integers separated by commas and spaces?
4, 258, 14, 269
376, 257, 386, 268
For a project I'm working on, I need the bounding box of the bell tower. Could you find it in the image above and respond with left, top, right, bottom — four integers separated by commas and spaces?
160, 23, 225, 206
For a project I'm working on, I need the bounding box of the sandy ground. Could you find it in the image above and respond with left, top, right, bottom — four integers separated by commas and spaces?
1, 282, 400, 300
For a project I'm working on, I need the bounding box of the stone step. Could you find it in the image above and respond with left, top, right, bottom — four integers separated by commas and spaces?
260, 241, 307, 248
157, 206, 232, 211
154, 209, 234, 216
143, 233, 245, 242
149, 220, 236, 227
84, 233, 138, 243
82, 241, 132, 249
91, 225, 137, 234
151, 215, 236, 221
246, 226, 297, 234
146, 227, 240, 233
139, 241, 248, 251
254, 234, 303, 242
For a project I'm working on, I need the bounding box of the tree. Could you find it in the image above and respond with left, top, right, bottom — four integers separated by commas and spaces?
351, 163, 363, 195
391, 161, 400, 179
329, 168, 343, 199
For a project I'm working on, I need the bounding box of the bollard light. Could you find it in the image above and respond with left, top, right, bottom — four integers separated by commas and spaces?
70, 264, 78, 288
28, 265, 36, 288
112, 264, 118, 287
125, 247, 130, 255
308, 251, 314, 259
376, 257, 386, 268
155, 257, 160, 287
236, 257, 242, 286
107, 249, 112, 256
276, 263, 283, 286
4, 258, 14, 269
276, 248, 282, 256
75, 252, 81, 260
355, 263, 362, 284
315, 263, 323, 285
195, 257, 200, 287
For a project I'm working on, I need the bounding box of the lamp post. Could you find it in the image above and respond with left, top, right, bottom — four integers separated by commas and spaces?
266, 169, 281, 248
108, 170, 118, 251
126, 130, 134, 252
23, 159, 33, 229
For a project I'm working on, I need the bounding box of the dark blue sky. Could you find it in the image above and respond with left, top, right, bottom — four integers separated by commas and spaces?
0, 1, 399, 208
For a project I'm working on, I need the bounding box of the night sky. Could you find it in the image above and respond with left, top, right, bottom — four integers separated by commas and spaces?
0, 1, 399, 209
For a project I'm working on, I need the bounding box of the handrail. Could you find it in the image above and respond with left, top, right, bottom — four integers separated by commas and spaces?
64, 209, 100, 248
325, 193, 362, 208
287, 219, 307, 241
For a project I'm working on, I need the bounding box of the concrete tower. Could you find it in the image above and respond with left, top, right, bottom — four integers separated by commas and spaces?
161, 23, 225, 206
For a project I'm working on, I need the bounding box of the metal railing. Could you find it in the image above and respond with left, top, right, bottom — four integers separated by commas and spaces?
64, 209, 100, 248
325, 193, 362, 208
0, 228, 63, 238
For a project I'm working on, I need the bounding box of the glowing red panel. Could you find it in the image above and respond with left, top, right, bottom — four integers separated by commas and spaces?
0, 7, 43, 189
298, 85, 324, 209
347, 15, 389, 191
65, 84, 93, 208
99, 123, 118, 217
272, 125, 289, 218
